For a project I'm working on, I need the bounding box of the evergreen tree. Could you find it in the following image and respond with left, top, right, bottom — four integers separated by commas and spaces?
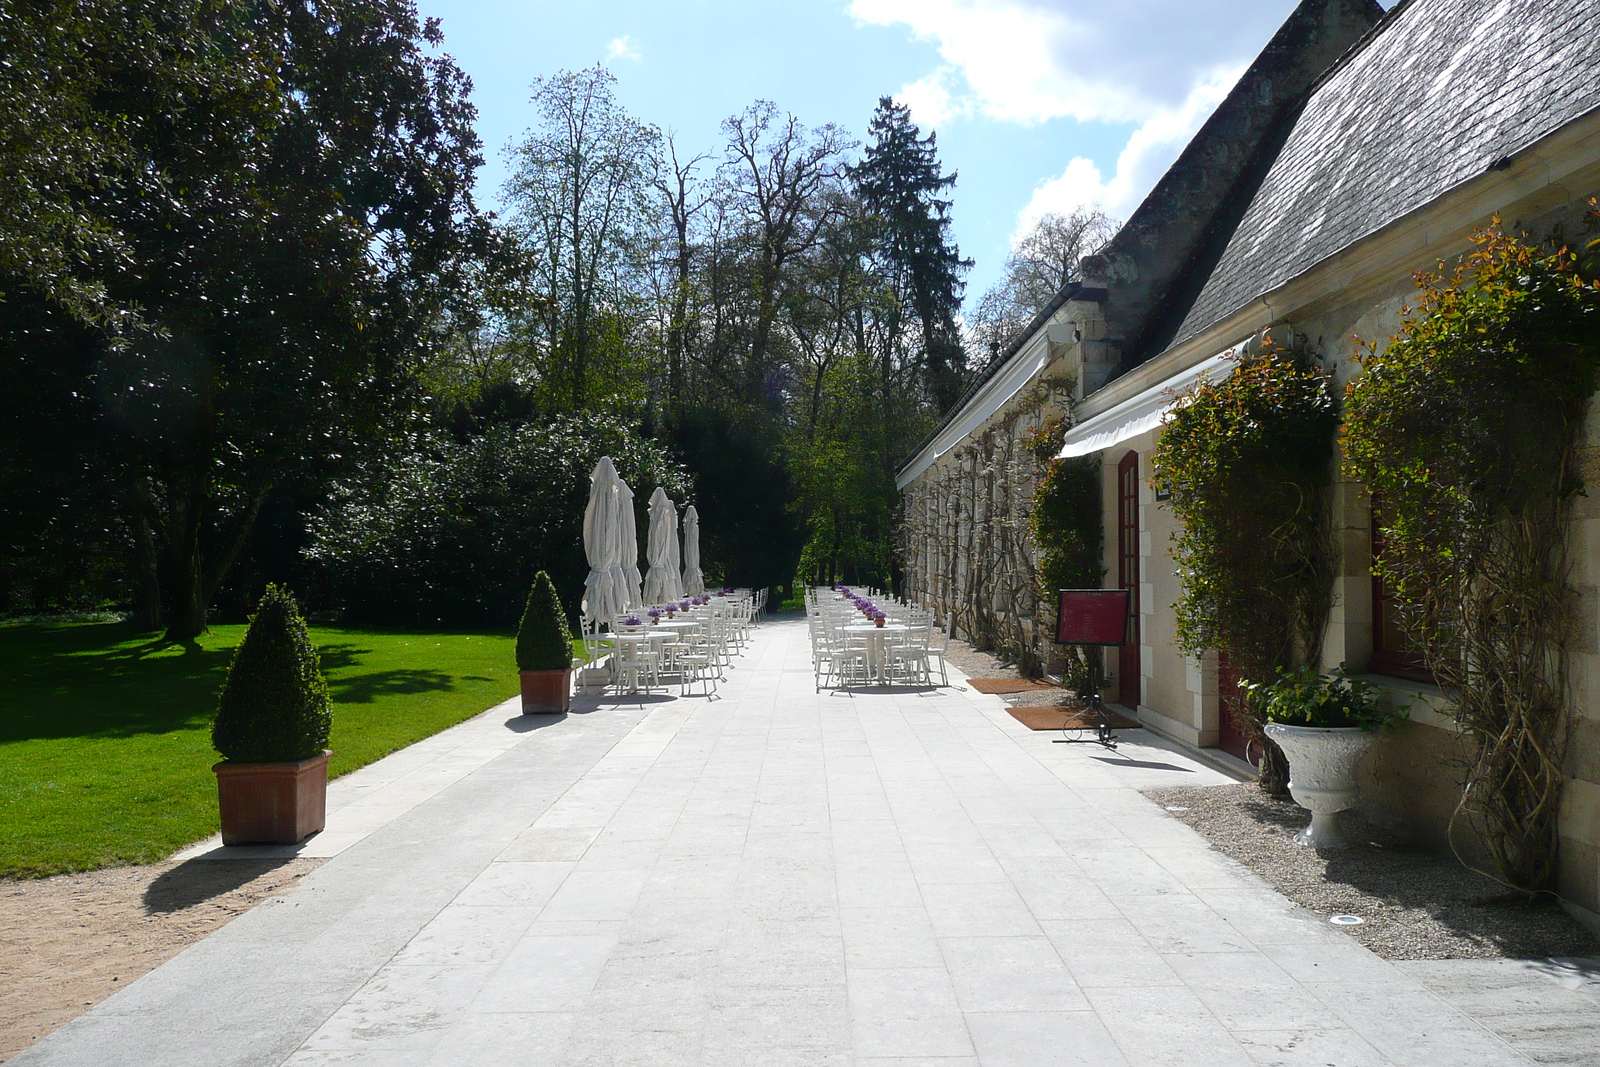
851, 98, 971, 412
212, 584, 332, 763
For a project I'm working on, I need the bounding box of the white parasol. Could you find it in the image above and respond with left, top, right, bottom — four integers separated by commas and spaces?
616, 476, 643, 609
664, 499, 685, 602
581, 457, 626, 622
681, 505, 705, 596
642, 487, 684, 604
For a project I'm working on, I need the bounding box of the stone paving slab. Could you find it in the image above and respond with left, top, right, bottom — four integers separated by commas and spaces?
15, 620, 1599, 1066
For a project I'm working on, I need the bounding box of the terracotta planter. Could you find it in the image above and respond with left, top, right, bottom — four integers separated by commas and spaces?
1263, 722, 1376, 849
520, 668, 572, 714
874, 617, 885, 628
213, 751, 330, 846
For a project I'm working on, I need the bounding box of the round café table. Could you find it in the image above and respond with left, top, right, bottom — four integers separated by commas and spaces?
841, 623, 911, 685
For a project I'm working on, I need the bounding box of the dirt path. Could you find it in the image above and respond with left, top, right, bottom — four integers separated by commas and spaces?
0, 857, 321, 1062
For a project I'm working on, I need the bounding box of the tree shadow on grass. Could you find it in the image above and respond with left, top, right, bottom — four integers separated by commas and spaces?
328, 669, 454, 704
143, 857, 298, 913
0, 622, 237, 742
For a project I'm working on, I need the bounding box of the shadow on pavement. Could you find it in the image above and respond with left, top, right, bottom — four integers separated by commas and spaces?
504, 713, 569, 732
143, 858, 299, 914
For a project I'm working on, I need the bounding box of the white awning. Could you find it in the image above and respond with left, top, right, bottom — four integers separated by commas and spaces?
1058, 345, 1241, 459
896, 336, 1051, 489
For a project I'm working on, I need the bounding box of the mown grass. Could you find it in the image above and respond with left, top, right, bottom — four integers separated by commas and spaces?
0, 620, 522, 878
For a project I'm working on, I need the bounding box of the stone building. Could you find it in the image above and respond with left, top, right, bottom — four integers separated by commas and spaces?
895, 0, 1600, 927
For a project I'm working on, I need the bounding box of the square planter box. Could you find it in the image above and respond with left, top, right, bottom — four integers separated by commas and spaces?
521, 669, 572, 714
213, 750, 330, 845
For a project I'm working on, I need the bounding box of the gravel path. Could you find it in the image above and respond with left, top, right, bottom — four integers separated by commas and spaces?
1144, 782, 1600, 960
0, 858, 321, 1062
942, 636, 1081, 706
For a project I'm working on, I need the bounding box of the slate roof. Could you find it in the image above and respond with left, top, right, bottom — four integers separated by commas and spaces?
1168, 0, 1600, 348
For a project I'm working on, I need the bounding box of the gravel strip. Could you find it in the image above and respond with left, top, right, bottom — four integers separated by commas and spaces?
1144, 782, 1600, 960
941, 635, 1021, 680
1, 857, 322, 1061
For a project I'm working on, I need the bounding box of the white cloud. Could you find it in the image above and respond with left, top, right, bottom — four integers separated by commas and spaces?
896, 67, 975, 128
852, 0, 1287, 126
605, 35, 641, 61
849, 0, 1286, 249
1012, 67, 1240, 236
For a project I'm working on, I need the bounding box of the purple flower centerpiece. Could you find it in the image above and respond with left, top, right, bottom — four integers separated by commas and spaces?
873, 610, 886, 627
678, 600, 690, 612
623, 615, 642, 627
647, 609, 661, 624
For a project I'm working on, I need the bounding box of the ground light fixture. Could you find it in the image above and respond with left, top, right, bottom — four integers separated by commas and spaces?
1330, 914, 1366, 925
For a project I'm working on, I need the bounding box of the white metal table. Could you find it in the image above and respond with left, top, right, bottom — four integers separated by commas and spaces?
840, 623, 911, 685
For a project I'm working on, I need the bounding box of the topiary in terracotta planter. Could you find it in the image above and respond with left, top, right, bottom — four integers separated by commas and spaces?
517, 570, 574, 714
211, 585, 333, 845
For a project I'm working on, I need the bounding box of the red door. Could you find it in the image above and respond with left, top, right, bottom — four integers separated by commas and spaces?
1216, 652, 1254, 763
1117, 450, 1141, 708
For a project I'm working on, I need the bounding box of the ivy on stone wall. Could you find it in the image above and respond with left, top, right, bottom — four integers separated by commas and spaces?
1152, 336, 1339, 794
1343, 219, 1600, 895
1026, 420, 1103, 688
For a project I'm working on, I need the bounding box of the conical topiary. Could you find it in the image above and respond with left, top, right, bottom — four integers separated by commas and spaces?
517, 571, 573, 671
212, 585, 332, 763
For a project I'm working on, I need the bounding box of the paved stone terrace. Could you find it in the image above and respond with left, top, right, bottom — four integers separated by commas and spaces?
14, 619, 1598, 1066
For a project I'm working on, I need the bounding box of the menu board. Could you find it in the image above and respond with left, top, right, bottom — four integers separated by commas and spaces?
1055, 589, 1130, 646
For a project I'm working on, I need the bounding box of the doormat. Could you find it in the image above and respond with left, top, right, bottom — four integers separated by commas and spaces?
1007, 706, 1141, 731
968, 677, 1058, 694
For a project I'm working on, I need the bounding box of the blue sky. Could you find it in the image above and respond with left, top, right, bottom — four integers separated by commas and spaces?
414, 0, 1299, 306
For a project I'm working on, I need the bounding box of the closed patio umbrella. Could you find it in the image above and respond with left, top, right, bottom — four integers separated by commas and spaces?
664, 499, 685, 602
581, 457, 625, 623
616, 476, 643, 609
643, 487, 683, 604
681, 505, 705, 596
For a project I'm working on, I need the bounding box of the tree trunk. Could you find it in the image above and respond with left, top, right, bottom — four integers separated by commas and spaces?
159, 486, 268, 644
163, 530, 207, 643
1257, 734, 1291, 796
131, 515, 163, 631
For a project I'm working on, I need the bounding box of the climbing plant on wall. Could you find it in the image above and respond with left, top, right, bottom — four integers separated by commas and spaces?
1027, 419, 1103, 688
1343, 219, 1600, 895
1151, 337, 1339, 794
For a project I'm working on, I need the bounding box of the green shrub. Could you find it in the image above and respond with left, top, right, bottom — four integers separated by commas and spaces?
1150, 336, 1338, 794
1241, 665, 1406, 731
305, 415, 689, 627
1342, 220, 1600, 893
516, 571, 573, 671
212, 585, 332, 762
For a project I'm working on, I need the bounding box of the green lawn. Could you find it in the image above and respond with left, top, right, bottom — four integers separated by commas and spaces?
0, 621, 524, 878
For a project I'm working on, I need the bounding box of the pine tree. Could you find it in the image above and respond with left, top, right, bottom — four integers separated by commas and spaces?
851, 98, 972, 412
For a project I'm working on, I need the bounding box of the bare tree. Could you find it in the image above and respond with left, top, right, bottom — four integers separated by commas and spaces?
507, 66, 660, 410
968, 207, 1119, 363
652, 134, 712, 412
719, 102, 853, 403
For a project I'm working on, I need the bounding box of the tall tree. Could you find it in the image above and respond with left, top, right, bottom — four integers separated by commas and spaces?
506, 66, 660, 411
651, 135, 712, 414
851, 98, 971, 412
0, 0, 487, 640
720, 102, 852, 406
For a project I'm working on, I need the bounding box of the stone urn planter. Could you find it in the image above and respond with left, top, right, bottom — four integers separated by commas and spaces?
1263, 722, 1376, 850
